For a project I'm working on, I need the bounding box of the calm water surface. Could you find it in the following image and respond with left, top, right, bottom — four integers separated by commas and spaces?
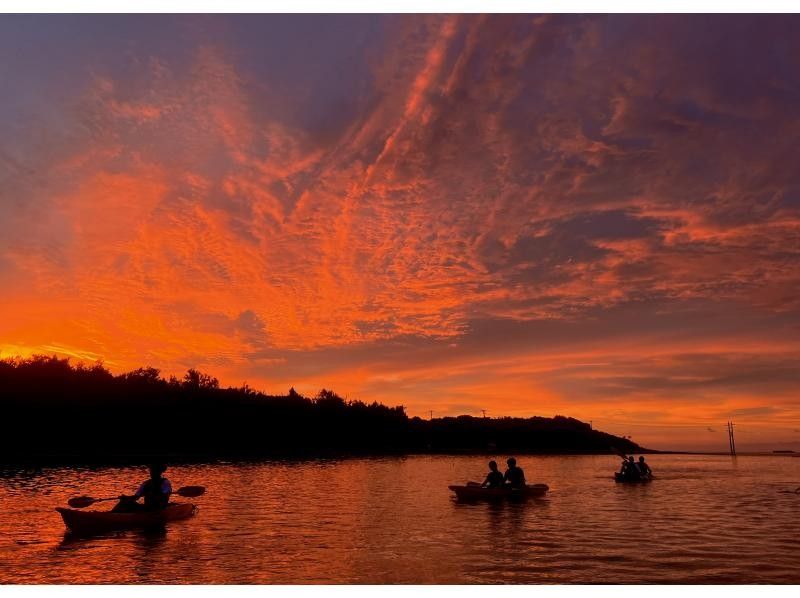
1, 454, 798, 583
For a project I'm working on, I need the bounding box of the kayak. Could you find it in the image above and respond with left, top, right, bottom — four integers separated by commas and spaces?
614, 472, 653, 483
449, 483, 549, 500
56, 503, 196, 534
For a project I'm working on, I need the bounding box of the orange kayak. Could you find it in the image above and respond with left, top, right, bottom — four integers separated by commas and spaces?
56, 503, 196, 534
449, 483, 549, 500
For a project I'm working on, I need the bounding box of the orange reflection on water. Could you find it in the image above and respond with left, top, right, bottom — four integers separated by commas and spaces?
2, 456, 800, 583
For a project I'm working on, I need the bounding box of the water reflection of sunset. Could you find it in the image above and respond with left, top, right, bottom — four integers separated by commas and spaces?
2, 457, 799, 583
2, 15, 800, 451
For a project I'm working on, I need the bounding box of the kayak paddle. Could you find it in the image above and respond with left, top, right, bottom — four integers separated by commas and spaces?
68, 485, 206, 508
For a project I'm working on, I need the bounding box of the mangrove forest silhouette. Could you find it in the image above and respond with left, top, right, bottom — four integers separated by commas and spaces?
0, 355, 643, 465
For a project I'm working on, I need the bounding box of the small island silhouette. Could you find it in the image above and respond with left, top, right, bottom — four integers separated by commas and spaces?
0, 355, 644, 466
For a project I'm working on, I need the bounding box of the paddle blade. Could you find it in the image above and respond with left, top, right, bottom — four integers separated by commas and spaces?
176, 485, 206, 498
609, 446, 627, 458
67, 496, 97, 508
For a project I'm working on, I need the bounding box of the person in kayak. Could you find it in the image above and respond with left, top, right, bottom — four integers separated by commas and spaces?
481, 460, 505, 488
625, 456, 640, 480
503, 457, 526, 489
618, 456, 637, 480
113, 463, 172, 512
637, 456, 652, 478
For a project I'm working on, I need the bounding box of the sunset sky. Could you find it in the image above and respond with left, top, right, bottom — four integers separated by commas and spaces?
1, 14, 799, 451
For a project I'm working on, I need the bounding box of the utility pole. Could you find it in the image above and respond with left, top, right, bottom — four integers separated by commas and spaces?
429, 410, 434, 421
481, 409, 487, 419
727, 421, 737, 456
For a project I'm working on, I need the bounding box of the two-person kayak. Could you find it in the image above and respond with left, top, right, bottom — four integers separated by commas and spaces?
56, 503, 196, 534
449, 483, 549, 500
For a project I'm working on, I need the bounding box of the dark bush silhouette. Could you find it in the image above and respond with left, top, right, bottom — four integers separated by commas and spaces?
0, 355, 644, 465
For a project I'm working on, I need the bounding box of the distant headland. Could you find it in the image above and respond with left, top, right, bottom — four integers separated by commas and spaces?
0, 355, 645, 466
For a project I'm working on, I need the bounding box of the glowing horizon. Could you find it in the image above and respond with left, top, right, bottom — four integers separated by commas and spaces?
2, 14, 800, 451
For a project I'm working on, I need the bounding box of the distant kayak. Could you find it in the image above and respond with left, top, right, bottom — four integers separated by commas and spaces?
449, 483, 549, 500
56, 503, 196, 534
614, 473, 653, 483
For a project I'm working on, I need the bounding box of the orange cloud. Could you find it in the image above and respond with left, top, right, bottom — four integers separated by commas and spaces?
2, 16, 800, 451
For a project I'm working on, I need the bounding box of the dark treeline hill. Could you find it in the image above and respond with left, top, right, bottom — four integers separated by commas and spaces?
0, 356, 644, 464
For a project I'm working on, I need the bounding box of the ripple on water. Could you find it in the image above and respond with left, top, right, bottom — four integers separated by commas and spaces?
0, 454, 798, 583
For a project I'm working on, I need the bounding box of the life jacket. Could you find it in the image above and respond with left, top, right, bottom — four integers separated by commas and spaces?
486, 470, 504, 488
139, 477, 171, 509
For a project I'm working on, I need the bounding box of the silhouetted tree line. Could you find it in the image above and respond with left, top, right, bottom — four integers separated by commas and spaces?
0, 356, 643, 465
411, 414, 641, 454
